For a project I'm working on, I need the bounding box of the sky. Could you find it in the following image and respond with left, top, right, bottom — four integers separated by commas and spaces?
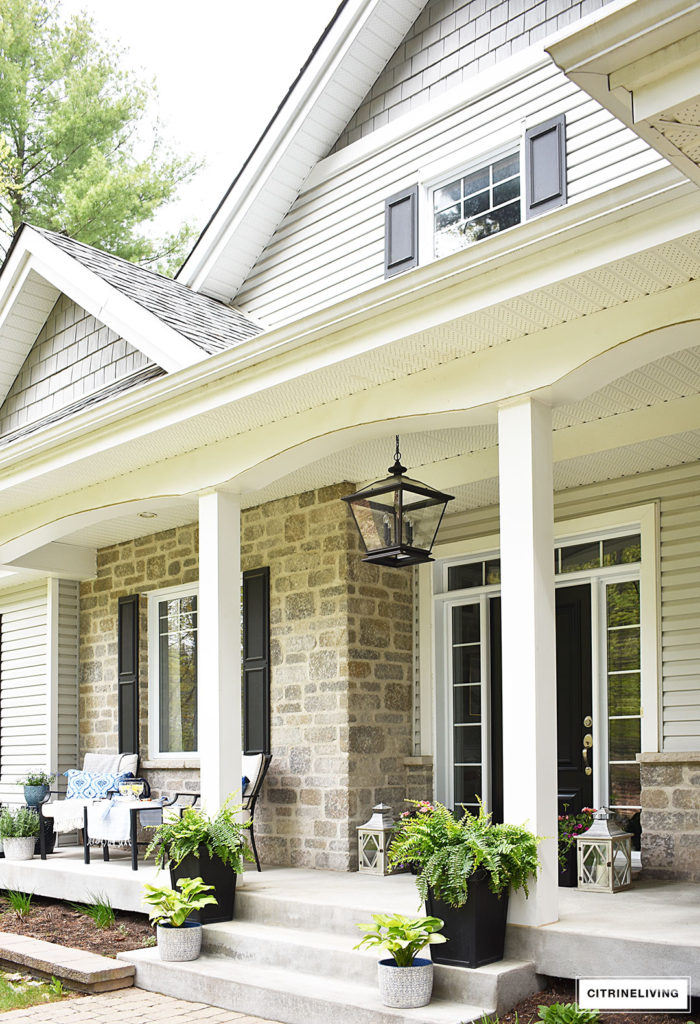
58, 0, 342, 239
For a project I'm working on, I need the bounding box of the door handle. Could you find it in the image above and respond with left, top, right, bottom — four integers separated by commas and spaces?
582, 737, 593, 776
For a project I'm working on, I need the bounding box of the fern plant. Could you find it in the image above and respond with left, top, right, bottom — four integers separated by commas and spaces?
388, 802, 540, 908
145, 796, 253, 873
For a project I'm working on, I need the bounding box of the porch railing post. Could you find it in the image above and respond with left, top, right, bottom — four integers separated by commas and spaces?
498, 397, 558, 927
198, 490, 243, 814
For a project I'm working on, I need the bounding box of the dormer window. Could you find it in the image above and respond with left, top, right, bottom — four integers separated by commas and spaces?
432, 152, 521, 259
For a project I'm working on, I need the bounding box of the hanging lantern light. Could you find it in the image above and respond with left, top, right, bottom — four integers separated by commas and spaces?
342, 436, 454, 567
357, 803, 396, 875
576, 807, 633, 893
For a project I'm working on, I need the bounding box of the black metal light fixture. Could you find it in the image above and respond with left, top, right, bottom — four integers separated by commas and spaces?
342, 436, 454, 567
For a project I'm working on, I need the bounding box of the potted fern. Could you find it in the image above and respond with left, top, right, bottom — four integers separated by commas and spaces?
143, 876, 217, 961
145, 797, 253, 924
388, 802, 539, 969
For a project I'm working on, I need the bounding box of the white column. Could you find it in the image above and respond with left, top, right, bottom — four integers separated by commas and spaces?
198, 491, 242, 812
498, 397, 558, 927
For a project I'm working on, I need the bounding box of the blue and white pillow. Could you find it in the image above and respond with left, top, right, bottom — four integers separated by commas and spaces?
64, 769, 133, 800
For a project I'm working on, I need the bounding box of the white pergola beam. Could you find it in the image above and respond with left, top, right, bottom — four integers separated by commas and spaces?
498, 397, 558, 927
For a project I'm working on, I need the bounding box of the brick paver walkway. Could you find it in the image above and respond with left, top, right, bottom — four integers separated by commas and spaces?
0, 987, 284, 1023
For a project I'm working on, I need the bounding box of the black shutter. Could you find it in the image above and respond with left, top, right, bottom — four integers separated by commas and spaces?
524, 114, 567, 218
117, 594, 139, 754
243, 567, 270, 755
384, 185, 419, 278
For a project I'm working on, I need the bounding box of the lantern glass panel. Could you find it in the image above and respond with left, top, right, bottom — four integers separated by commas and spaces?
580, 842, 610, 888
400, 481, 448, 549
613, 842, 631, 888
348, 496, 397, 550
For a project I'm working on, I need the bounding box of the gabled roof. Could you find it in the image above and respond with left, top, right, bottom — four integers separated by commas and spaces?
176, 0, 425, 303
0, 224, 265, 408
31, 227, 263, 355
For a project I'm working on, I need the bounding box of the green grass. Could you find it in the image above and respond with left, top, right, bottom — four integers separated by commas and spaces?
70, 891, 116, 929
0, 970, 68, 1011
5, 890, 33, 920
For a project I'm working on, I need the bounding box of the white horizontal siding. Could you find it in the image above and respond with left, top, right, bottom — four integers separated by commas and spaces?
0, 582, 49, 804
235, 61, 665, 327
438, 460, 700, 752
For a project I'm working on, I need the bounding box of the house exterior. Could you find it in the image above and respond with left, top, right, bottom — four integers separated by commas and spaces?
0, 0, 699, 930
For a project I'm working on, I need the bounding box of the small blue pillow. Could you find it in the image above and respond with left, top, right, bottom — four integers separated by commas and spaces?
242, 775, 250, 794
64, 769, 133, 800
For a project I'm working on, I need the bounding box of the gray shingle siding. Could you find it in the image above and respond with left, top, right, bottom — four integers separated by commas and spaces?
331, 0, 615, 152
0, 294, 163, 441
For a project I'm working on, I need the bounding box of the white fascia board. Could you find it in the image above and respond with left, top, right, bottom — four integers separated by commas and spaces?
0, 164, 694, 493
178, 0, 423, 297
7, 229, 206, 373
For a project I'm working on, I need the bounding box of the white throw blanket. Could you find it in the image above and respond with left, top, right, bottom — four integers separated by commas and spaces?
41, 799, 91, 833
87, 798, 163, 846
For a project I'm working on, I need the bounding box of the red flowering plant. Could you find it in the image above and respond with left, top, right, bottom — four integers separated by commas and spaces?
558, 805, 596, 867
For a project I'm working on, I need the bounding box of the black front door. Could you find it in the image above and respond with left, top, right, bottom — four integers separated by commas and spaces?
488, 584, 593, 818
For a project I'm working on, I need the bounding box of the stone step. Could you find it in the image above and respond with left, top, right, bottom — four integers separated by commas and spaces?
0, 933, 135, 993
202, 918, 540, 1011
119, 947, 493, 1024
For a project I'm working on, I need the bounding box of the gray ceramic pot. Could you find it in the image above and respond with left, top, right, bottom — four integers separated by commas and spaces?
156, 921, 202, 961
3, 837, 36, 861
23, 785, 49, 807
377, 957, 433, 1008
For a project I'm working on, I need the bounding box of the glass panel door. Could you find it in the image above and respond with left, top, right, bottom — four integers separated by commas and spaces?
605, 579, 641, 842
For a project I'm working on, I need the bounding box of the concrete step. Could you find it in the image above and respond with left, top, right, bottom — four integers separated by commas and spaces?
202, 918, 541, 1011
119, 947, 493, 1024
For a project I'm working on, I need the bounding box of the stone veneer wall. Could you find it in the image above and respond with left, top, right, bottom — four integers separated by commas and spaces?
79, 484, 416, 870
639, 753, 700, 882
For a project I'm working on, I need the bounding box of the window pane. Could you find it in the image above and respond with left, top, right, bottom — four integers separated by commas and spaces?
609, 762, 641, 808
463, 190, 490, 218
493, 153, 519, 182
454, 725, 481, 763
452, 645, 480, 684
493, 177, 520, 206
435, 204, 461, 231
454, 765, 482, 807
603, 535, 641, 566
606, 581, 640, 627
452, 603, 480, 643
608, 672, 641, 716
561, 541, 600, 573
434, 180, 461, 210
454, 684, 481, 722
158, 594, 198, 753
485, 559, 501, 585
462, 167, 489, 195
609, 718, 641, 761
448, 563, 483, 590
490, 201, 521, 231
607, 627, 640, 672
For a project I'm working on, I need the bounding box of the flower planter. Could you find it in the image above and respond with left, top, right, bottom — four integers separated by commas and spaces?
426, 872, 509, 969
156, 920, 202, 961
170, 846, 236, 924
3, 836, 36, 861
377, 957, 433, 1008
23, 784, 49, 807
558, 845, 578, 887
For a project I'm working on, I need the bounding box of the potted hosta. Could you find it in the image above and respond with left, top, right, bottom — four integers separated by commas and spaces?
142, 876, 217, 961
354, 913, 445, 1008
388, 802, 539, 969
18, 770, 55, 807
145, 797, 252, 923
0, 807, 40, 861
558, 806, 596, 887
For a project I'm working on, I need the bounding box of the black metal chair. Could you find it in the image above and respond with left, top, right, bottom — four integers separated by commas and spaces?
242, 753, 272, 871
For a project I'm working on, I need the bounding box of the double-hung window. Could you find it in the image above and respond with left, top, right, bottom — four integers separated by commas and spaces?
432, 151, 521, 259
148, 584, 198, 757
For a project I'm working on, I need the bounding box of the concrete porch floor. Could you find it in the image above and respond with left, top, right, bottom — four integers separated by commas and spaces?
1, 850, 698, 993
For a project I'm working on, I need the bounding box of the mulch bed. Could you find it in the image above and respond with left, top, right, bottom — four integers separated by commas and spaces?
504, 978, 699, 1024
0, 894, 154, 957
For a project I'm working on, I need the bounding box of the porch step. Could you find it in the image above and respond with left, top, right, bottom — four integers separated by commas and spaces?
119, 946, 493, 1024
0, 933, 134, 993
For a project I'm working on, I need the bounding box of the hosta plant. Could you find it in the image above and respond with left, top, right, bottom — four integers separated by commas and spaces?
388, 801, 540, 908
143, 876, 217, 927
538, 1003, 600, 1024
354, 912, 446, 966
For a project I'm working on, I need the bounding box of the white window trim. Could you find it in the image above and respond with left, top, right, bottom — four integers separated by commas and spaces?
424, 503, 660, 807
418, 134, 525, 266
147, 581, 200, 762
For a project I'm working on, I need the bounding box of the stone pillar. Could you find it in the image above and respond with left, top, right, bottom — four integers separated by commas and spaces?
198, 491, 242, 812
639, 752, 700, 881
498, 397, 558, 926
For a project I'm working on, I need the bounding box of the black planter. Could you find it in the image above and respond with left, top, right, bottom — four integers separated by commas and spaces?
426, 872, 509, 969
169, 847, 237, 924
558, 845, 578, 887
